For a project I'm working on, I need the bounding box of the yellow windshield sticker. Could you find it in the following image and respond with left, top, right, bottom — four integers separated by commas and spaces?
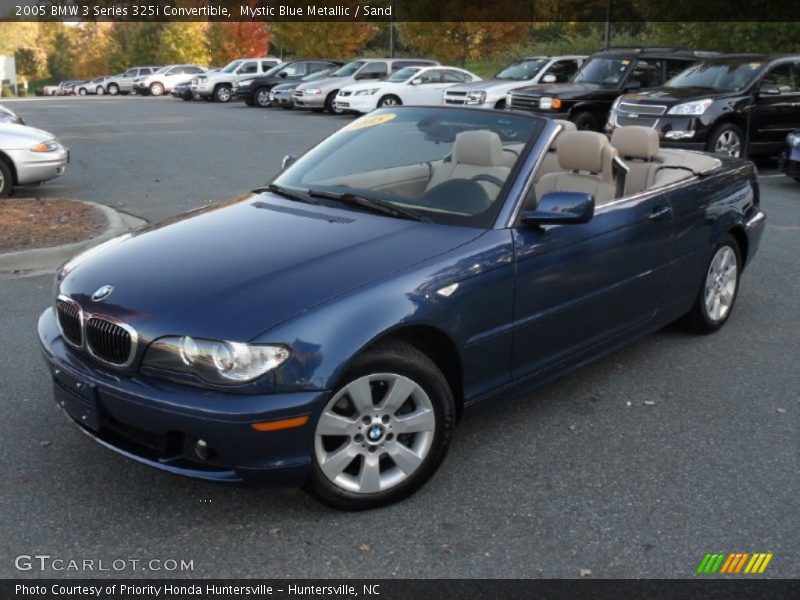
343, 113, 396, 131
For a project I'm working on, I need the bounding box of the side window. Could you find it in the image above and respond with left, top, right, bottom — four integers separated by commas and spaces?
238, 62, 258, 75
261, 61, 275, 72
185, 66, 203, 74
124, 69, 136, 77
545, 60, 580, 83
357, 62, 388, 79
419, 69, 443, 84
442, 70, 469, 83
280, 62, 307, 77
762, 63, 800, 93
630, 59, 665, 88
312, 62, 334, 72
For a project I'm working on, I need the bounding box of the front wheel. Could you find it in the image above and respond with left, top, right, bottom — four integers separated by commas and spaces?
306, 339, 455, 510
78, 88, 87, 96
325, 91, 343, 115
255, 87, 271, 108
572, 110, 600, 131
706, 123, 744, 158
680, 234, 741, 334
96, 86, 105, 95
377, 95, 401, 108
213, 85, 232, 103
107, 83, 119, 95
149, 82, 164, 96
0, 159, 13, 198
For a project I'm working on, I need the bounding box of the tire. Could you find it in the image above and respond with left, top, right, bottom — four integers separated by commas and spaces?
305, 339, 455, 510
78, 88, 87, 96
680, 234, 741, 334
149, 82, 164, 96
494, 99, 506, 109
0, 158, 13, 198
706, 123, 745, 158
377, 95, 402, 109
96, 86, 105, 95
325, 91, 343, 114
254, 87, 271, 108
107, 83, 119, 96
213, 84, 232, 103
572, 110, 600, 132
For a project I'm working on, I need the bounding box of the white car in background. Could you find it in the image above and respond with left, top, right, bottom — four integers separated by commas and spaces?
335, 66, 481, 114
133, 65, 207, 96
0, 123, 69, 197
191, 58, 282, 102
442, 55, 586, 109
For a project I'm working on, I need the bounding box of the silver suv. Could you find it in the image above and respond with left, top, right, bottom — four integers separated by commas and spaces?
293, 58, 439, 114
192, 58, 282, 102
442, 55, 586, 109
104, 67, 159, 95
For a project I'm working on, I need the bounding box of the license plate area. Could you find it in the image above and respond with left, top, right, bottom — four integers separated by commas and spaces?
52, 370, 101, 431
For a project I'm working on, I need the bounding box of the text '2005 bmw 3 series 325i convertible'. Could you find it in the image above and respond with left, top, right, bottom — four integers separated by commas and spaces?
39, 107, 766, 510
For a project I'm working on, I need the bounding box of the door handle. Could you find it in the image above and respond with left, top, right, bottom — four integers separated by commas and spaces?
648, 205, 672, 220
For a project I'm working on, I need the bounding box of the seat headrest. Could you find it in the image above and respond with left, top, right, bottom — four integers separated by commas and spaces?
611, 126, 660, 160
550, 119, 577, 151
453, 130, 504, 167
557, 131, 610, 173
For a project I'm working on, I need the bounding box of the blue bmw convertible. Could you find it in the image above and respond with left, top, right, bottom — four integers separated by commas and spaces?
39, 107, 765, 510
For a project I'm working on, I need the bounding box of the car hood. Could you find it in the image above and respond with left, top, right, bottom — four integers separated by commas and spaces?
296, 76, 345, 91
0, 123, 55, 147
622, 86, 732, 104
447, 79, 530, 93
58, 192, 483, 341
511, 82, 603, 97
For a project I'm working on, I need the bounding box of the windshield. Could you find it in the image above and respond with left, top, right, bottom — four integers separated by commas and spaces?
667, 60, 763, 92
155, 66, 171, 74
302, 68, 333, 82
262, 64, 284, 77
387, 67, 421, 83
495, 59, 548, 81
573, 57, 633, 86
331, 61, 365, 77
273, 107, 545, 228
221, 60, 242, 73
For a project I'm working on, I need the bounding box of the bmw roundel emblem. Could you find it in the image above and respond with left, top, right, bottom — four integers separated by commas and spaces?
91, 285, 114, 302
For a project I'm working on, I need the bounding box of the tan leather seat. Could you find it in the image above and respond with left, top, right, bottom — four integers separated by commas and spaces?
610, 126, 660, 195
533, 120, 577, 182
534, 131, 616, 205
426, 130, 510, 198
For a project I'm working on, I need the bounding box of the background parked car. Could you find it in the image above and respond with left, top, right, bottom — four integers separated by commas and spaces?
171, 80, 194, 101
57, 80, 82, 96
104, 67, 159, 95
607, 54, 800, 158
41, 84, 59, 96
77, 76, 111, 96
0, 123, 69, 197
235, 59, 342, 107
191, 58, 282, 102
134, 64, 207, 96
780, 128, 800, 181
443, 55, 586, 109
506, 47, 712, 131
293, 58, 439, 114
269, 67, 338, 108
0, 104, 24, 125
336, 65, 481, 113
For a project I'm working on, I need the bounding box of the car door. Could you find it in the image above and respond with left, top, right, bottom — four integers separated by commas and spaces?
510, 190, 674, 379
237, 61, 259, 78
410, 69, 450, 105
749, 61, 800, 151
278, 61, 309, 82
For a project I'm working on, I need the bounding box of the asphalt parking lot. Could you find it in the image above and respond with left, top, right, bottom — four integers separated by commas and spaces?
0, 96, 798, 579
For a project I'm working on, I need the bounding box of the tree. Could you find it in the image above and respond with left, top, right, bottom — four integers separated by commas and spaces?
14, 47, 46, 82
47, 30, 75, 80
397, 23, 530, 66
270, 23, 380, 59
208, 23, 271, 66
156, 23, 210, 65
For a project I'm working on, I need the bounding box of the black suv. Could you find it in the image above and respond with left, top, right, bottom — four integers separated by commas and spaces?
506, 47, 712, 131
234, 60, 342, 107
608, 54, 800, 158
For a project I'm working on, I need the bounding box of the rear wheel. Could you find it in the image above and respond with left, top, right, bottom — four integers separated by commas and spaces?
706, 123, 744, 158
572, 110, 600, 132
325, 91, 343, 114
149, 82, 164, 96
213, 84, 232, 103
0, 159, 13, 198
255, 87, 271, 108
306, 339, 455, 510
377, 95, 401, 108
680, 234, 741, 334
96, 86, 105, 95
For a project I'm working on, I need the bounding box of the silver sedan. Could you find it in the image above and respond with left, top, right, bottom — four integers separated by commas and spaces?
0, 123, 69, 197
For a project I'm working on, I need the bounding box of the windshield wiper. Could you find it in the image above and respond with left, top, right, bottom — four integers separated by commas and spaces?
307, 188, 428, 222
258, 183, 319, 205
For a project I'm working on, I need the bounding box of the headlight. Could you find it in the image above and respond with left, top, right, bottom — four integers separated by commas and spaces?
354, 88, 379, 96
58, 233, 132, 277
143, 336, 291, 385
539, 97, 562, 110
787, 133, 800, 148
30, 140, 59, 152
466, 91, 486, 104
667, 99, 713, 115
506, 93, 513, 105
304, 88, 322, 95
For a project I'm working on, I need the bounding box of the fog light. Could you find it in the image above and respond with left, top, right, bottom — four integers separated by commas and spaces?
665, 130, 695, 140
195, 439, 210, 460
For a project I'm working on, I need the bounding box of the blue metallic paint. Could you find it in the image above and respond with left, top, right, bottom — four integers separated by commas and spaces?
39, 110, 766, 487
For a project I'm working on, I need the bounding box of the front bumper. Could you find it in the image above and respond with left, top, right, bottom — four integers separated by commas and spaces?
293, 93, 325, 109
38, 307, 329, 487
7, 145, 69, 185
191, 83, 214, 97
271, 91, 294, 106
334, 95, 375, 114
233, 86, 254, 101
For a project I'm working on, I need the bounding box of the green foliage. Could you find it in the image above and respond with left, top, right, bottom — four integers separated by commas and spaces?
156, 23, 210, 66
14, 47, 46, 80
46, 30, 74, 80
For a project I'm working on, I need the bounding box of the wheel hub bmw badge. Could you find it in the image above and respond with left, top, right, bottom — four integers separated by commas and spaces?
91, 285, 114, 302
367, 424, 384, 442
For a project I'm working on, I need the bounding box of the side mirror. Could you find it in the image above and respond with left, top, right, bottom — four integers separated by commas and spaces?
281, 154, 297, 171
759, 83, 781, 96
279, 72, 287, 78
521, 192, 594, 226
411, 78, 422, 86
542, 74, 557, 83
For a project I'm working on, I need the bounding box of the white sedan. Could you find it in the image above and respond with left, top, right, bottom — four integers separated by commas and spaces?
335, 66, 480, 114
0, 123, 69, 197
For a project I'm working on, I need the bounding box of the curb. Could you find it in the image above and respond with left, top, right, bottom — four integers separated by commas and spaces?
0, 200, 147, 272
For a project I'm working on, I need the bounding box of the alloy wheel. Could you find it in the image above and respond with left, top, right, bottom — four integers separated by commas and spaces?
380, 97, 398, 107
256, 89, 271, 107
314, 373, 436, 494
714, 130, 742, 157
150, 83, 164, 96
703, 246, 738, 322
217, 87, 231, 102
